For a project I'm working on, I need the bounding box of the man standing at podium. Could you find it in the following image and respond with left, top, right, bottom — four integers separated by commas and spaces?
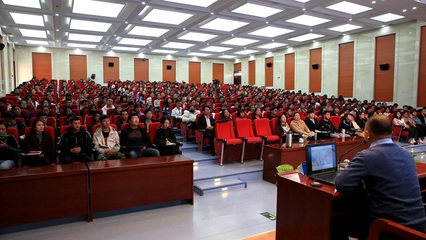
335, 115, 426, 239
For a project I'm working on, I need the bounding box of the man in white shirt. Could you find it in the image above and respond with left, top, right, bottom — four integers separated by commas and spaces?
101, 98, 115, 115
171, 100, 183, 123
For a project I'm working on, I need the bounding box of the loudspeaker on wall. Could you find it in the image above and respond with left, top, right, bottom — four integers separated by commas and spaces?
312, 64, 319, 70
108, 62, 114, 67
379, 63, 389, 71
0, 43, 5, 50
90, 74, 95, 80
266, 62, 272, 68
166, 65, 172, 70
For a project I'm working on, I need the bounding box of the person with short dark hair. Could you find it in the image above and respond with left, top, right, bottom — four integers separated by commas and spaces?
3, 112, 26, 137
58, 117, 94, 163
335, 115, 426, 239
120, 113, 160, 158
154, 116, 181, 155
116, 109, 129, 132
93, 115, 125, 160
197, 106, 216, 156
304, 109, 321, 132
0, 120, 19, 169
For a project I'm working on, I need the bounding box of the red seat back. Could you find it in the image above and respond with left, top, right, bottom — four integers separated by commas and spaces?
253, 118, 273, 136
271, 118, 278, 135
329, 116, 341, 130
215, 120, 236, 139
6, 128, 19, 140
148, 122, 161, 144
235, 119, 255, 138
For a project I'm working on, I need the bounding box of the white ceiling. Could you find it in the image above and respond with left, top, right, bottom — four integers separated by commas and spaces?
0, 0, 425, 59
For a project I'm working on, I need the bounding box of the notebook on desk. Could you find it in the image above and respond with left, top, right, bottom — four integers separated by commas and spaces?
305, 142, 338, 185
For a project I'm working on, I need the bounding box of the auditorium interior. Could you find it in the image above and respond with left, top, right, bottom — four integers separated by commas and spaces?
1, 0, 426, 239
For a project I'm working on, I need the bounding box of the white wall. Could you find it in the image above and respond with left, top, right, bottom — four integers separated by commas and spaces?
15, 47, 234, 85
0, 29, 15, 95
12, 20, 426, 106
239, 20, 426, 106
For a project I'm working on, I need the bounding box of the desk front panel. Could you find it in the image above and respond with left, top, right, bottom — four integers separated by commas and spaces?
88, 156, 194, 214
0, 164, 89, 227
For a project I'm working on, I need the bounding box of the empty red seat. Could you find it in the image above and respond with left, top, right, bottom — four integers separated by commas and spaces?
235, 119, 263, 161
214, 121, 243, 166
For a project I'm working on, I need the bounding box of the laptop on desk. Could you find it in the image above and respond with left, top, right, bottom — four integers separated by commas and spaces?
305, 142, 339, 185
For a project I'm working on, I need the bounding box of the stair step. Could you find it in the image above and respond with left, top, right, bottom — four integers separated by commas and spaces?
193, 177, 247, 196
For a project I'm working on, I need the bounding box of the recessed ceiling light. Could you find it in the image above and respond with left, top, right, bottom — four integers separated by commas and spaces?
326, 1, 372, 15
112, 46, 140, 51
188, 52, 212, 57
258, 42, 287, 49
201, 46, 232, 52
200, 18, 249, 32
413, 7, 417, 10
163, 42, 195, 49
234, 50, 258, 55
249, 26, 294, 38
286, 14, 330, 26
288, 33, 324, 42
19, 29, 47, 38
371, 13, 404, 22
221, 38, 258, 46
328, 24, 362, 32
3, 0, 41, 8
119, 38, 152, 46
129, 26, 169, 37
70, 19, 111, 32
55, 14, 59, 16
372, 1, 376, 4
68, 33, 103, 42
178, 32, 217, 42
26, 40, 48, 45
10, 12, 44, 26
67, 43, 97, 48
152, 49, 179, 54
219, 55, 236, 59
294, 0, 310, 2
232, 3, 282, 18
142, 9, 193, 25
163, 0, 217, 7
402, 9, 407, 12
73, 0, 125, 18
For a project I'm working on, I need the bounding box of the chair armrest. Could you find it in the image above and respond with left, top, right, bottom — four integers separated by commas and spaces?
237, 137, 248, 142
215, 138, 227, 143
367, 218, 426, 240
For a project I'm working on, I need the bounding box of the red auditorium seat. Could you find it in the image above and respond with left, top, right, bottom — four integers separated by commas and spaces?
235, 119, 263, 162
214, 120, 243, 166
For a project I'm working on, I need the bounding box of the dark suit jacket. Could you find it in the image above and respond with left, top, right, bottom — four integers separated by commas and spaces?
196, 114, 215, 130
304, 117, 321, 131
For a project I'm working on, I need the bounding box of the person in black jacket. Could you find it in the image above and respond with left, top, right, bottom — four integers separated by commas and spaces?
4, 112, 26, 138
154, 117, 181, 156
304, 109, 321, 132
120, 113, 160, 158
0, 120, 19, 169
58, 116, 94, 163
197, 106, 216, 155
320, 112, 341, 138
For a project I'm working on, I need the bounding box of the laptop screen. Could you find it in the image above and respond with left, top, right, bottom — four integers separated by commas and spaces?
305, 142, 337, 175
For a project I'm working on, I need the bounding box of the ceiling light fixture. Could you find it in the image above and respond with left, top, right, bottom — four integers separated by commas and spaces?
142, 9, 193, 25
231, 3, 282, 18
200, 18, 249, 32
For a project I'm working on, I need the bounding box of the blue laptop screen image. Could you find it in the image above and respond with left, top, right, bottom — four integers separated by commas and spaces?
306, 142, 337, 174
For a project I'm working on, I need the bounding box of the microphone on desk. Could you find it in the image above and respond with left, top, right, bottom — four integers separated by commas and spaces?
338, 140, 366, 163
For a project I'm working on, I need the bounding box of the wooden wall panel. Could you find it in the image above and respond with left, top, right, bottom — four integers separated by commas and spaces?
213, 63, 224, 84
338, 42, 354, 97
418, 26, 426, 107
188, 61, 201, 84
265, 57, 273, 86
309, 48, 322, 93
32, 52, 52, 80
134, 58, 149, 81
249, 60, 255, 85
374, 34, 395, 102
69, 55, 87, 80
285, 53, 295, 90
234, 62, 241, 72
162, 60, 176, 82
103, 57, 119, 83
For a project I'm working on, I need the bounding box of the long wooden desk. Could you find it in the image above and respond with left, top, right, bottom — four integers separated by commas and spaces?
87, 155, 194, 218
0, 163, 90, 228
263, 136, 368, 183
275, 162, 426, 240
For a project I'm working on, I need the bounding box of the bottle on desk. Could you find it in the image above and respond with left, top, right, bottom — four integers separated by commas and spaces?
286, 133, 292, 148
342, 129, 345, 139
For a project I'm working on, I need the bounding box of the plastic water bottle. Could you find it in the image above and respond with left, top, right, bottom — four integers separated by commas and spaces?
342, 129, 345, 138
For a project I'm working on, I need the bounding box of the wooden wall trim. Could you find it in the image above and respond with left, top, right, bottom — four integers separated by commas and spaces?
338, 42, 354, 97
374, 34, 395, 102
